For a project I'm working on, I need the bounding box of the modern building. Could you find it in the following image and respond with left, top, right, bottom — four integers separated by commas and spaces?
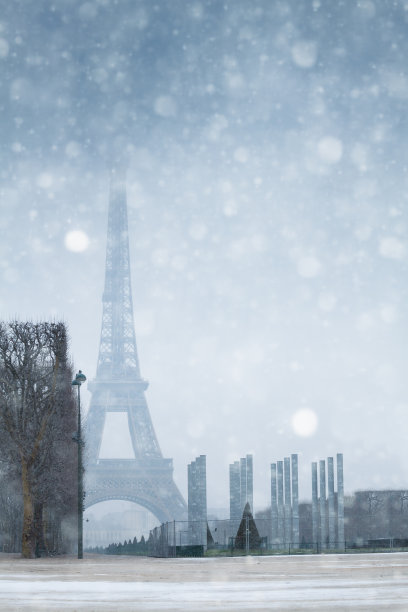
270, 453, 299, 548
229, 454, 254, 519
188, 455, 207, 546
312, 453, 344, 550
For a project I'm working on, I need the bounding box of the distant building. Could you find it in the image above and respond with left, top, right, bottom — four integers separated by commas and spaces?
311, 453, 344, 550
188, 455, 207, 546
229, 454, 254, 520
270, 454, 299, 548
229, 461, 241, 520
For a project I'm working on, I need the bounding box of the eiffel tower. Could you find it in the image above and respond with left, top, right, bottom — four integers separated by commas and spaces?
84, 168, 187, 523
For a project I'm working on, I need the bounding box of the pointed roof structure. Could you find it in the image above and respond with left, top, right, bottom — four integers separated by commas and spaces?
234, 502, 261, 550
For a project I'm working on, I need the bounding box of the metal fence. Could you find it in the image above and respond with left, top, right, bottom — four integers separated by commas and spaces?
148, 518, 408, 557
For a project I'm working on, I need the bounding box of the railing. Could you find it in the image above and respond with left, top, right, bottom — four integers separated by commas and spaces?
147, 519, 408, 558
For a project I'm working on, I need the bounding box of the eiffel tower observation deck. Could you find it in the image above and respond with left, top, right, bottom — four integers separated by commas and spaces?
85, 168, 187, 523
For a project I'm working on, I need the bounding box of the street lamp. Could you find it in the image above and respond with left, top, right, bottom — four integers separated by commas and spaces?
72, 369, 86, 559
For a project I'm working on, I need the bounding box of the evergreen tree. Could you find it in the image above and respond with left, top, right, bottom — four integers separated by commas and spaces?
234, 502, 261, 550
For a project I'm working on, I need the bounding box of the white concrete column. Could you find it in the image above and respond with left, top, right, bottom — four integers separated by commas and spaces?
327, 456, 335, 549
312, 462, 318, 547
284, 457, 292, 548
337, 453, 345, 550
319, 459, 326, 550
270, 463, 278, 547
246, 454, 254, 512
240, 457, 247, 514
277, 460, 284, 546
291, 454, 299, 548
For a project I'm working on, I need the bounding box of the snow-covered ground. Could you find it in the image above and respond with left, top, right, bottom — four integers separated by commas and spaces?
0, 552, 408, 611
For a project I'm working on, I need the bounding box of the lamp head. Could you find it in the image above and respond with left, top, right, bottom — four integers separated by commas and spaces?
76, 370, 87, 383
72, 370, 86, 386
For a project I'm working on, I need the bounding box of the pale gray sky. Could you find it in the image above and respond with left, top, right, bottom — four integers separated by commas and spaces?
1, 0, 408, 510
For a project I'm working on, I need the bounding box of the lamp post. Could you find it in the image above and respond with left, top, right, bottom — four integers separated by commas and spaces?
72, 369, 86, 559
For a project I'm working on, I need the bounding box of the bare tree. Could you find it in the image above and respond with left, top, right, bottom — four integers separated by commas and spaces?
0, 321, 77, 558
0, 466, 22, 552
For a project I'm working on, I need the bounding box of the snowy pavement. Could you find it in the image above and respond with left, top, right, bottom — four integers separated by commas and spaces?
0, 552, 407, 611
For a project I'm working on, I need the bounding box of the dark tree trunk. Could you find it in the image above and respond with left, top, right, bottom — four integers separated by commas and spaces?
34, 502, 45, 557
21, 459, 35, 559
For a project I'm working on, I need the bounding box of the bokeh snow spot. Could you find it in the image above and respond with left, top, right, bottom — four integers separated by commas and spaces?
152, 249, 169, 267
92, 67, 108, 84
351, 144, 368, 171
356, 0, 376, 19
318, 137, 343, 164
154, 96, 177, 117
36, 173, 53, 189
354, 226, 372, 242
381, 71, 408, 100
65, 141, 81, 158
189, 222, 207, 241
189, 2, 204, 19
79, 2, 98, 20
380, 304, 397, 324
353, 178, 377, 199
356, 311, 375, 332
207, 114, 228, 141
297, 256, 322, 278
171, 255, 187, 271
11, 142, 24, 153
251, 233, 268, 252
291, 409, 318, 437
134, 8, 149, 29
10, 78, 30, 102
0, 38, 9, 58
64, 230, 90, 253
376, 363, 398, 394
291, 40, 317, 68
223, 200, 238, 217
3, 267, 19, 284
318, 293, 337, 312
234, 147, 249, 163
379, 236, 406, 260
225, 71, 244, 91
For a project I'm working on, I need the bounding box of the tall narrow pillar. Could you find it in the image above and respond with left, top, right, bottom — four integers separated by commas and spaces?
291, 454, 299, 548
229, 461, 241, 520
277, 460, 284, 546
270, 463, 278, 547
188, 461, 195, 520
337, 453, 345, 549
312, 462, 318, 547
188, 455, 207, 546
327, 457, 335, 549
198, 455, 207, 546
246, 454, 254, 512
284, 457, 291, 547
319, 459, 326, 550
240, 457, 247, 514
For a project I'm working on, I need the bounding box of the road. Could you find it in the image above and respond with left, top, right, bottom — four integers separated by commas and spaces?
0, 552, 407, 611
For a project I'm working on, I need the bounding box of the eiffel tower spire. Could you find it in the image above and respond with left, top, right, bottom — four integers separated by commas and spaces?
85, 171, 186, 522
97, 167, 141, 380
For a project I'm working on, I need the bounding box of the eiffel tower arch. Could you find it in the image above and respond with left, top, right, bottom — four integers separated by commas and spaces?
84, 169, 187, 523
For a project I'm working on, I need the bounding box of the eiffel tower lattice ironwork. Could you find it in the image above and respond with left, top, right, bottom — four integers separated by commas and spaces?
85, 170, 186, 522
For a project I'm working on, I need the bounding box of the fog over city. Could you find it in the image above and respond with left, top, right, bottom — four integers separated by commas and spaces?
1, 0, 407, 511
